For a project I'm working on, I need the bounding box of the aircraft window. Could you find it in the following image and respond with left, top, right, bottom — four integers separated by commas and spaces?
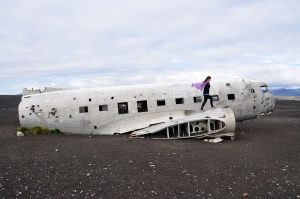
227, 94, 235, 100
251, 89, 255, 93
260, 86, 268, 93
89, 98, 92, 102
118, 102, 128, 114
137, 100, 148, 112
175, 98, 184, 104
79, 106, 88, 113
157, 99, 166, 106
211, 95, 219, 101
226, 83, 231, 87
193, 96, 202, 103
99, 105, 108, 111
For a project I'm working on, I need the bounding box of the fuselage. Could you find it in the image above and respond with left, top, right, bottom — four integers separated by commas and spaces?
19, 80, 275, 135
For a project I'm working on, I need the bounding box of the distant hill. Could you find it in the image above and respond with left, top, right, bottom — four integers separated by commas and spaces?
269, 88, 300, 96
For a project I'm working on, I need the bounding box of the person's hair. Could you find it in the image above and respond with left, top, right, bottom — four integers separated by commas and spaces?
204, 76, 211, 82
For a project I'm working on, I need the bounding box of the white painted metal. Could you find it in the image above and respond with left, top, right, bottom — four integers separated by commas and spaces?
18, 79, 275, 136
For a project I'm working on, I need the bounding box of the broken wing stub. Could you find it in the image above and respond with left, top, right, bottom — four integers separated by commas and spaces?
130, 107, 236, 140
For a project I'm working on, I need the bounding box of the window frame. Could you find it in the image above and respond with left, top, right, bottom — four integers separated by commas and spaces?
193, 96, 202, 103
118, 102, 129, 114
211, 95, 219, 101
99, 104, 108, 111
260, 86, 268, 93
227, 94, 235, 100
79, 106, 88, 113
137, 100, 148, 112
175, 98, 184, 104
157, 99, 166, 106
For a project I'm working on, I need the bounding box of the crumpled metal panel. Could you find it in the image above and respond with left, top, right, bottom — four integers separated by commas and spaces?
131, 107, 236, 139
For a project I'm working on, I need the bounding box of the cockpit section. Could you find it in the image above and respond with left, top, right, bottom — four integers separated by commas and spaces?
258, 82, 275, 114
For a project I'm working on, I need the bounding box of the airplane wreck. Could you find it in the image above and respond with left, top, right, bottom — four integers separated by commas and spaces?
18, 80, 275, 140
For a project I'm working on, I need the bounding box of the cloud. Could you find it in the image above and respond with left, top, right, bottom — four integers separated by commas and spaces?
0, 0, 299, 94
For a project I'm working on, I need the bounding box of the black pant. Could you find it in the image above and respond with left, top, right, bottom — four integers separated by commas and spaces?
201, 95, 213, 110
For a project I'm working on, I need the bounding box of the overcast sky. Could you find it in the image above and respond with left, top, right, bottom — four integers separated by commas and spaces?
0, 0, 299, 94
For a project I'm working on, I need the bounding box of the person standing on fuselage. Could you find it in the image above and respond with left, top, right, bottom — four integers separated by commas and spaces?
201, 76, 214, 110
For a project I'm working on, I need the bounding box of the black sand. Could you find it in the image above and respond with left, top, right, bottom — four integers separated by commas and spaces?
0, 95, 299, 198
